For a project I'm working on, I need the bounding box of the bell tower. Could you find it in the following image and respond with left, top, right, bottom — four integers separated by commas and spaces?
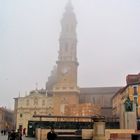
53, 1, 79, 115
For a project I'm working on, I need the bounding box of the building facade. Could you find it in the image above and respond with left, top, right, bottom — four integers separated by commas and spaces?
79, 87, 121, 118
0, 107, 14, 130
14, 89, 53, 131
112, 73, 140, 118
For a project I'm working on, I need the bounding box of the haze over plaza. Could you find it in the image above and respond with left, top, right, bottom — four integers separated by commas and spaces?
0, 0, 140, 108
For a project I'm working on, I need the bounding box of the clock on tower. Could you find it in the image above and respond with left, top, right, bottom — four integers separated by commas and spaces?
61, 67, 70, 74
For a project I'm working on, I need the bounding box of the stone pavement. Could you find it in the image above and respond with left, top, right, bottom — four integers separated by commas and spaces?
0, 135, 36, 140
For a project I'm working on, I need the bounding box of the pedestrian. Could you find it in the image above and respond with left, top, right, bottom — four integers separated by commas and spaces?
16, 129, 22, 140
9, 130, 16, 140
47, 127, 57, 140
7, 131, 11, 140
1, 130, 3, 135
23, 128, 26, 136
3, 129, 6, 135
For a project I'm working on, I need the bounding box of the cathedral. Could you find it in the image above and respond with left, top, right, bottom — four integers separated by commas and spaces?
45, 1, 120, 117
14, 1, 121, 131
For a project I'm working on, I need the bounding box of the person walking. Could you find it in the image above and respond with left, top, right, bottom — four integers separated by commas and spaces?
1, 130, 3, 135
16, 129, 22, 140
47, 127, 57, 140
9, 130, 16, 140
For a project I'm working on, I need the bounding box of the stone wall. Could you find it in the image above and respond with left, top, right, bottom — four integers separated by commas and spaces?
36, 128, 77, 140
35, 128, 135, 140
105, 129, 135, 140
82, 129, 93, 139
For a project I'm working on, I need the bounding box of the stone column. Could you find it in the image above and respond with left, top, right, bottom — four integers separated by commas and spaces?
93, 120, 106, 140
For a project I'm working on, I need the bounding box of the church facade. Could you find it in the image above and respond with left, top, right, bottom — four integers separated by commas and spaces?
14, 1, 121, 131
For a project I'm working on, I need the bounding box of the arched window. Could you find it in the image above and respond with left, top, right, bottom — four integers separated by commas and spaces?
20, 113, 23, 118
34, 111, 37, 115
92, 97, 95, 104
34, 98, 38, 105
26, 99, 29, 106
42, 100, 45, 106
133, 86, 138, 94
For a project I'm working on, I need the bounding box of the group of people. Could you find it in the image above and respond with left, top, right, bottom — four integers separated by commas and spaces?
1, 126, 57, 140
7, 129, 22, 140
1, 129, 7, 135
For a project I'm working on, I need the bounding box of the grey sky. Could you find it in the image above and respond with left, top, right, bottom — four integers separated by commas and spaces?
0, 0, 140, 108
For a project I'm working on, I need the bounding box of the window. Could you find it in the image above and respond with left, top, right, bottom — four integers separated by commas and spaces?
92, 97, 95, 104
65, 46, 68, 52
26, 99, 29, 106
34, 111, 37, 115
65, 43, 68, 51
133, 86, 138, 95
42, 100, 45, 106
20, 113, 23, 118
34, 98, 38, 105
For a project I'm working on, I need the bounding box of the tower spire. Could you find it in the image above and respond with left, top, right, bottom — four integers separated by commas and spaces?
54, 0, 78, 87
35, 82, 38, 90
53, 0, 79, 116
59, 0, 77, 62
65, 0, 73, 12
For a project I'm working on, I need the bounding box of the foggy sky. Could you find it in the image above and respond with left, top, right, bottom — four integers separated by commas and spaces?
0, 0, 140, 109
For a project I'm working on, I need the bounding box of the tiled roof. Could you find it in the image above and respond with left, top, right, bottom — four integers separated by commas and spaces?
80, 87, 121, 94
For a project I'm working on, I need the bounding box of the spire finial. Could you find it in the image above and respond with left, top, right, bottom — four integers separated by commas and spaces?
65, 0, 73, 12
18, 91, 20, 97
68, 0, 72, 4
25, 91, 27, 96
35, 82, 38, 90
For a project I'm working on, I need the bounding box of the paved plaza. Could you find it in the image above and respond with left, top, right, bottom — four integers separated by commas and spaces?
0, 135, 36, 140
